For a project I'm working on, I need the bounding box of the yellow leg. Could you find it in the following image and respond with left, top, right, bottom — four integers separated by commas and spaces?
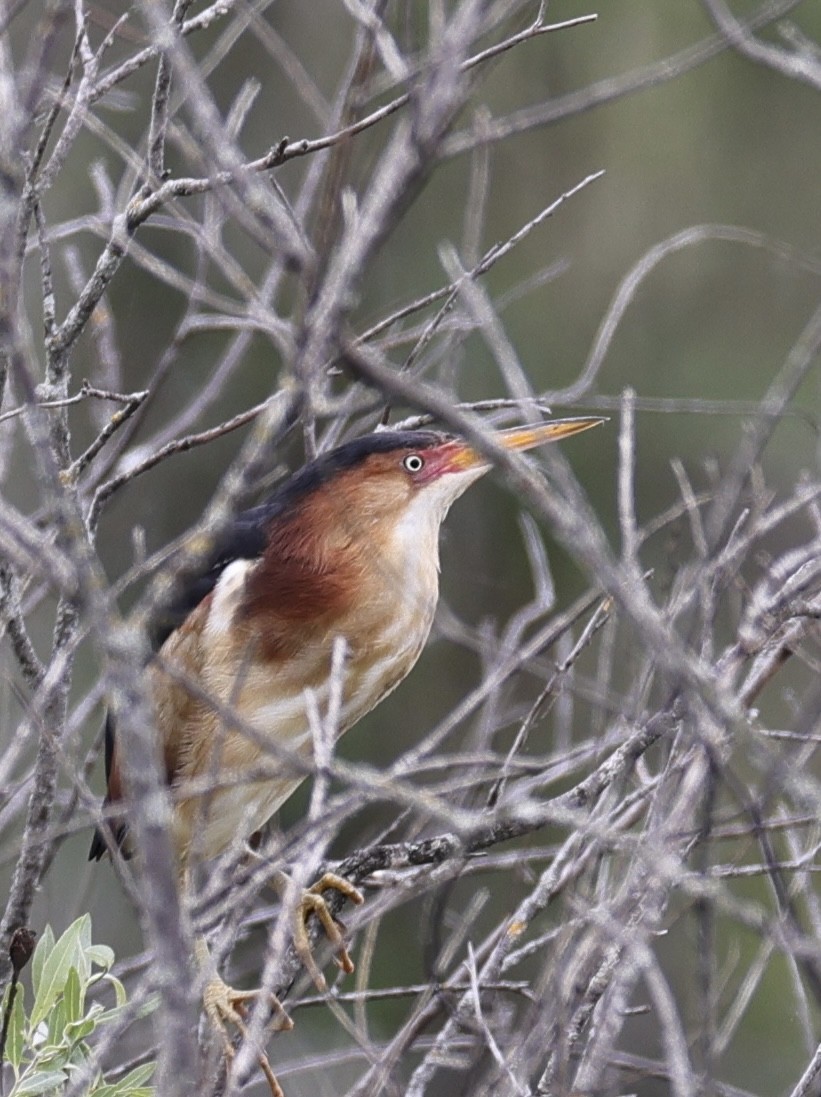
192, 864, 363, 1093
295, 872, 364, 988
265, 867, 364, 991
196, 937, 292, 1097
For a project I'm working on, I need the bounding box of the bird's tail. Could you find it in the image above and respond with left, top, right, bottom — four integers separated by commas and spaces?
88, 809, 131, 861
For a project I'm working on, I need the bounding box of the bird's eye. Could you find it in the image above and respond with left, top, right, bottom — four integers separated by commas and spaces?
403, 454, 425, 473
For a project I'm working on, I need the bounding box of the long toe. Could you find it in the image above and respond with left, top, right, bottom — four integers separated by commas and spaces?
203, 973, 292, 1097
296, 872, 364, 987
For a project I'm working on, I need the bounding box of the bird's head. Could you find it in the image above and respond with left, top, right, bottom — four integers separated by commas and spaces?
305, 417, 605, 530
242, 416, 604, 636
263, 417, 605, 578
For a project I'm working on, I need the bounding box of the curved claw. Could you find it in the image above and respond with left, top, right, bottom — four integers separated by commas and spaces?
294, 872, 364, 988
203, 974, 293, 1038
197, 938, 292, 1097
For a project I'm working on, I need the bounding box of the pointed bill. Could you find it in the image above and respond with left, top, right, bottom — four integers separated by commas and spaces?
442, 416, 606, 472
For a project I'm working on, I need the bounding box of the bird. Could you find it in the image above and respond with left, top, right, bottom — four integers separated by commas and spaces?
88, 415, 603, 1084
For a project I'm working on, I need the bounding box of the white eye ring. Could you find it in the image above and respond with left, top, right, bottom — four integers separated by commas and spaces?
403, 453, 424, 473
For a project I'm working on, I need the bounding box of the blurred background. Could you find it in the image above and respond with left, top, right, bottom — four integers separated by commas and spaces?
2, 2, 820, 1094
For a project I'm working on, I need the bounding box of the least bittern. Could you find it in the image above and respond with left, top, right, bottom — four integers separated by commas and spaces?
89, 416, 603, 1086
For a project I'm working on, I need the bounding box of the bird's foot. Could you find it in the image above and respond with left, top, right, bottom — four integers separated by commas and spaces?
290, 872, 364, 991
198, 941, 292, 1097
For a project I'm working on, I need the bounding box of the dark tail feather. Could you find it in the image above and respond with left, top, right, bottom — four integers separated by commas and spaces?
88, 827, 108, 861
88, 815, 130, 861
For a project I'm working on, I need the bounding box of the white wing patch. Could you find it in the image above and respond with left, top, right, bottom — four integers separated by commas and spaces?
204, 558, 255, 638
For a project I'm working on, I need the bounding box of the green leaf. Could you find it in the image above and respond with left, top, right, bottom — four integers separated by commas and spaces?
75, 1001, 104, 1029
3, 984, 25, 1072
63, 967, 82, 1027
71, 914, 93, 983
135, 992, 160, 1019
104, 974, 127, 1009
85, 945, 115, 971
91, 1061, 155, 1096
76, 915, 92, 951
35, 1044, 70, 1071
10, 1069, 67, 1095
45, 997, 66, 1046
93, 1088, 153, 1097
64, 1016, 96, 1043
30, 919, 91, 1030
98, 989, 158, 1026
31, 925, 55, 999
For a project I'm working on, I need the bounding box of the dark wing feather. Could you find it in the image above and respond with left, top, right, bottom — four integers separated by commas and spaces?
88, 713, 125, 860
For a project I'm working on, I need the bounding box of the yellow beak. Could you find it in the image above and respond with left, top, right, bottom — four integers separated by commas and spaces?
445, 416, 606, 471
